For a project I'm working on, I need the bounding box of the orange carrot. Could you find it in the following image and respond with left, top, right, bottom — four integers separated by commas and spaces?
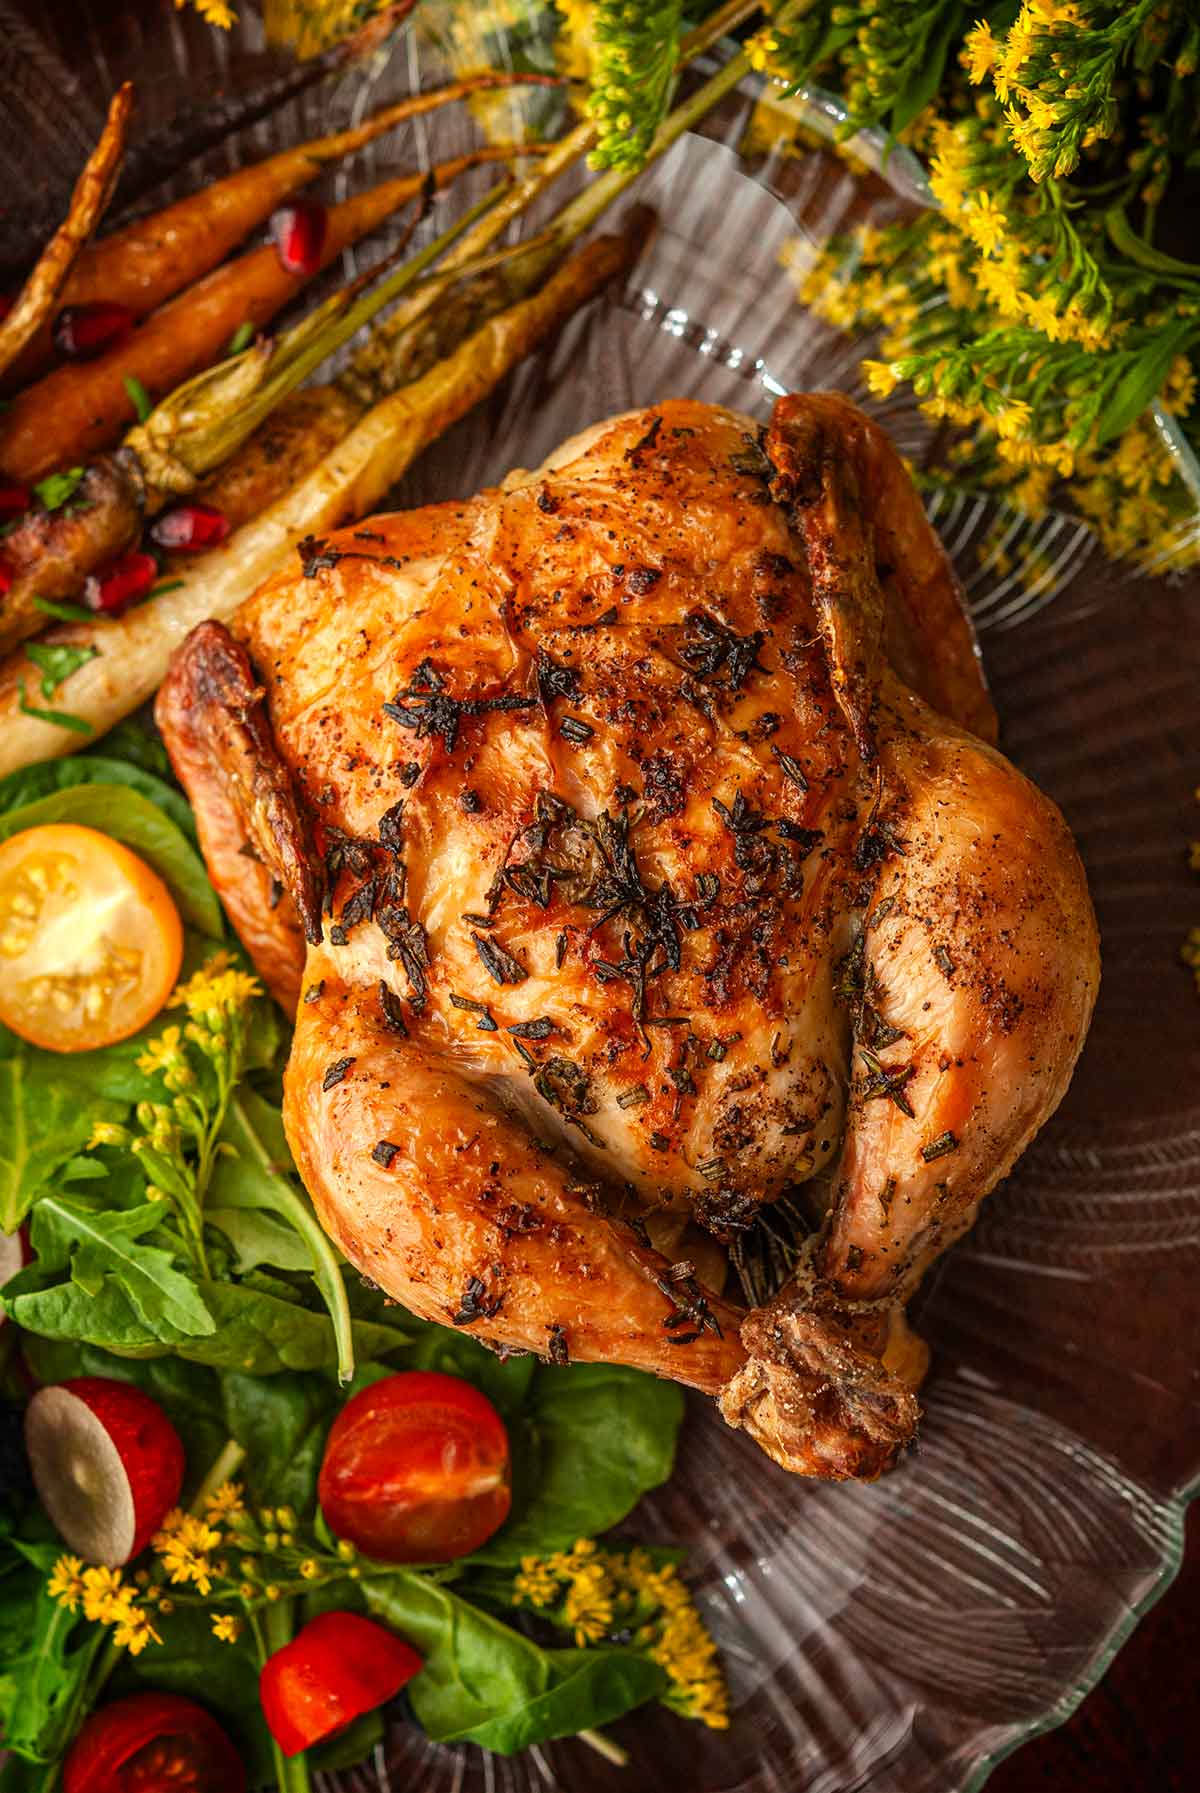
2, 71, 557, 388
0, 150, 515, 484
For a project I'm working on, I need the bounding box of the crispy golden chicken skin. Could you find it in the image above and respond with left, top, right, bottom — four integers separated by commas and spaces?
157, 396, 1099, 1481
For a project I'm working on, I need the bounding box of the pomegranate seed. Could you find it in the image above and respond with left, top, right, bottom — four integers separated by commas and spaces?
269, 198, 327, 276
83, 550, 159, 617
0, 556, 13, 596
53, 301, 136, 361
0, 482, 30, 522
150, 502, 230, 553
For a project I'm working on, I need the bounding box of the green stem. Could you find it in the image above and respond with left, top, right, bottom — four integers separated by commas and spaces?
1104, 203, 1200, 279
190, 1438, 247, 1514
261, 1597, 312, 1793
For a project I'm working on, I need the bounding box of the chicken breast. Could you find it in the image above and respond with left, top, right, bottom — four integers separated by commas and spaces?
157, 395, 1099, 1480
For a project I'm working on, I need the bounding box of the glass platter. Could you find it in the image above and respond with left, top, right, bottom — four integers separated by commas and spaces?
2, 5, 1197, 1790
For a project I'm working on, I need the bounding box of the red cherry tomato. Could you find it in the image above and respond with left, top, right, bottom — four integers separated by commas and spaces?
318, 1369, 511, 1563
62, 1691, 245, 1793
259, 1610, 421, 1757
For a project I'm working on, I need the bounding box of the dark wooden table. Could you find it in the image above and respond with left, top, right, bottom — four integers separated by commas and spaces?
989, 1507, 1196, 1791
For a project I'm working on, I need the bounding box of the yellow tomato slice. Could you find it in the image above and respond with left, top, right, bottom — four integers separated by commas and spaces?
0, 823, 183, 1052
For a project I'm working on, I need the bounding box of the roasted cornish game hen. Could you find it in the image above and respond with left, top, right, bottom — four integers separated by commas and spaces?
157, 394, 1099, 1481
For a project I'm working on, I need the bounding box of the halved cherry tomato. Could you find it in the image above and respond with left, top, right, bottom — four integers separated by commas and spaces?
62, 1691, 245, 1793
0, 823, 182, 1052
318, 1370, 511, 1563
259, 1610, 421, 1757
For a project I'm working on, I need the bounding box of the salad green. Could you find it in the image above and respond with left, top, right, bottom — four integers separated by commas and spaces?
0, 725, 727, 1785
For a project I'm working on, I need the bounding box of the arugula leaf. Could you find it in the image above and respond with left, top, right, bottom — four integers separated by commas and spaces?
24, 641, 98, 701
211, 1091, 356, 1382
0, 1540, 104, 1764
31, 468, 85, 513
476, 1363, 684, 1565
16, 692, 92, 734
26, 1195, 216, 1341
361, 1572, 667, 1753
95, 714, 173, 777
0, 1050, 123, 1232
0, 784, 221, 937
206, 1206, 313, 1273
0, 752, 197, 839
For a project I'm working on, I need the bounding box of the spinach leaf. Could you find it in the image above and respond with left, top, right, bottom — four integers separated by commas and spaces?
211, 1091, 356, 1383
0, 786, 221, 938
0, 1049, 124, 1233
397, 1313, 537, 1417
206, 1206, 313, 1273
6, 1275, 407, 1376
220, 1369, 341, 1514
361, 1572, 666, 1754
0, 753, 196, 839
476, 1364, 684, 1566
25, 1195, 215, 1341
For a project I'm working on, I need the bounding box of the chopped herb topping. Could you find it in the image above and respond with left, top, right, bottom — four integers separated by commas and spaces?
227, 320, 255, 355
625, 413, 663, 460
472, 931, 527, 986
535, 646, 581, 704
449, 992, 498, 1031
559, 716, 594, 746
399, 761, 421, 789
452, 1273, 502, 1325
17, 692, 92, 734
32, 596, 93, 624
616, 1084, 649, 1109
322, 1057, 355, 1091
33, 467, 86, 512
547, 1322, 570, 1364
25, 641, 97, 700
679, 609, 766, 693
383, 657, 536, 755
921, 1130, 959, 1163
378, 979, 409, 1036
507, 1017, 554, 1040
123, 376, 152, 423
371, 1140, 400, 1169
860, 1046, 916, 1117
377, 800, 405, 854
303, 981, 324, 1005
771, 744, 809, 791
933, 945, 956, 978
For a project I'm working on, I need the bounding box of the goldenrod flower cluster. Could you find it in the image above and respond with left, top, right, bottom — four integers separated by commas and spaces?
47, 1557, 162, 1656
176, 0, 236, 29
85, 951, 264, 1278
513, 1539, 729, 1729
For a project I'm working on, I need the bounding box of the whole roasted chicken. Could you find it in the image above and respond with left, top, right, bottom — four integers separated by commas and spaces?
158, 395, 1099, 1480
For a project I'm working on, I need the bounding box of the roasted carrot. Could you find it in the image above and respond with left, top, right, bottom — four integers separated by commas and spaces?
0, 158, 478, 484
0, 86, 132, 379
2, 70, 558, 388
0, 221, 647, 773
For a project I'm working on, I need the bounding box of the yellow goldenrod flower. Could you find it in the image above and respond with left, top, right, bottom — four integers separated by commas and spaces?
861, 360, 902, 399
47, 1555, 86, 1613
87, 1119, 130, 1150
299, 1559, 321, 1581
204, 1481, 246, 1524
113, 1605, 162, 1656
962, 20, 997, 84
176, 0, 236, 26
153, 1511, 221, 1596
81, 1565, 127, 1624
136, 1025, 185, 1077
995, 399, 1033, 441
211, 1613, 243, 1644
963, 192, 1007, 256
